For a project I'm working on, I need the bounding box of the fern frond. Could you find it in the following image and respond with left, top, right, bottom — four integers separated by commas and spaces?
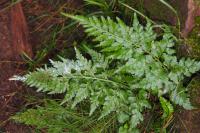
83, 45, 108, 69
170, 87, 194, 110
63, 13, 138, 59
159, 97, 174, 118
12, 100, 91, 133
24, 70, 68, 94
12, 14, 200, 132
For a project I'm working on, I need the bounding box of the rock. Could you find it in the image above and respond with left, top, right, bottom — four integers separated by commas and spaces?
135, 0, 200, 37
182, 0, 200, 37
175, 77, 200, 133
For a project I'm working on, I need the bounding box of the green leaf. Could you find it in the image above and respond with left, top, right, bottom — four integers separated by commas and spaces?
159, 97, 174, 118
72, 85, 89, 108
170, 89, 194, 110
118, 112, 130, 123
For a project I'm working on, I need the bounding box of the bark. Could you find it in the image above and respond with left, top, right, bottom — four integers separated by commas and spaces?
0, 2, 32, 132
10, 3, 32, 59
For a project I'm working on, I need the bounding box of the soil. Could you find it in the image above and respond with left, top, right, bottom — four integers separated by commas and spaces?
0, 1, 83, 132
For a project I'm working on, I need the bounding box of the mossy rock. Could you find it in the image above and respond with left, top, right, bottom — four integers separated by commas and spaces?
185, 16, 200, 59
188, 76, 200, 107
174, 76, 200, 133
133, 0, 188, 28
195, 0, 200, 6
188, 17, 200, 42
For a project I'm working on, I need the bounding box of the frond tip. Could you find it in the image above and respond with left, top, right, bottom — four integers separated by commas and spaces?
9, 75, 26, 81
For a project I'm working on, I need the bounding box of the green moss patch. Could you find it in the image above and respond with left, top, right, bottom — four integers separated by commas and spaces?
185, 16, 200, 59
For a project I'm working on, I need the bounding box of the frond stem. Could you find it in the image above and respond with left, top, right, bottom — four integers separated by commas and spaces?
67, 74, 129, 89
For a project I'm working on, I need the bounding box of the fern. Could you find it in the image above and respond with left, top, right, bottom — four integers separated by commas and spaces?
11, 14, 200, 132
12, 100, 87, 133
12, 100, 116, 133
159, 97, 174, 118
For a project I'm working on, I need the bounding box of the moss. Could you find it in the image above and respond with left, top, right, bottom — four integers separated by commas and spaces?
186, 16, 200, 59
195, 0, 200, 6
188, 17, 200, 41
188, 77, 200, 108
